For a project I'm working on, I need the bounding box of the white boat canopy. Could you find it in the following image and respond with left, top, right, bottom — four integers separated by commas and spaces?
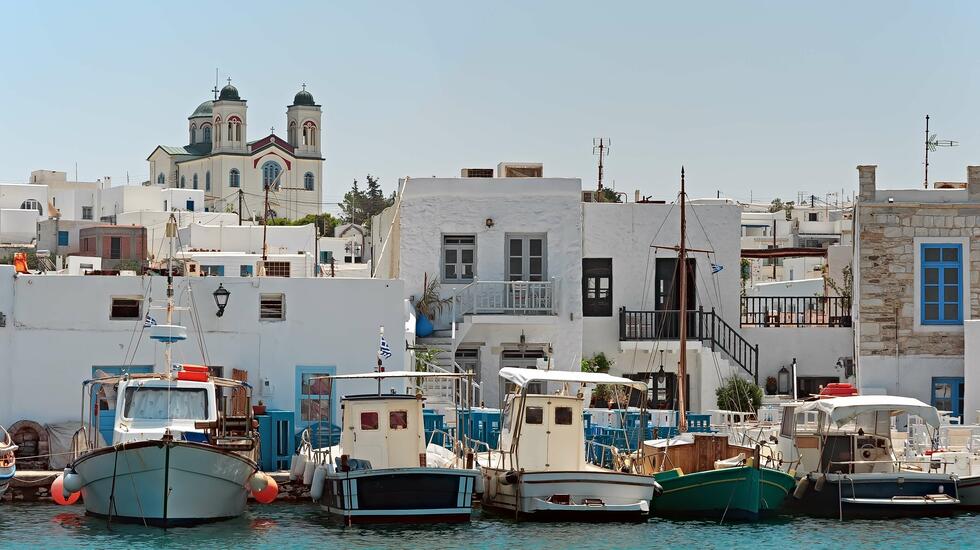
498, 367, 647, 391
311, 370, 474, 381
795, 395, 941, 427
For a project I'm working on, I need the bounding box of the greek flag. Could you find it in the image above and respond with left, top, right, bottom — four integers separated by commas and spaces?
711, 263, 724, 274
144, 314, 158, 327
379, 335, 392, 359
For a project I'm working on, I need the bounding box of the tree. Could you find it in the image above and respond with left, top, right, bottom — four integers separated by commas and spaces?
767, 198, 795, 221
824, 264, 853, 301
599, 189, 622, 203
715, 376, 763, 412
340, 175, 394, 227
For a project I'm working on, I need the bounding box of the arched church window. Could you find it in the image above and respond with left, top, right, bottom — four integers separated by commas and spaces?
20, 199, 42, 215
229, 169, 240, 188
303, 121, 317, 147
157, 173, 165, 185
228, 116, 242, 143
203, 125, 211, 143
289, 122, 297, 145
205, 171, 211, 192
190, 124, 197, 144
262, 161, 282, 189
304, 172, 315, 191
193, 174, 199, 189
180, 176, 186, 188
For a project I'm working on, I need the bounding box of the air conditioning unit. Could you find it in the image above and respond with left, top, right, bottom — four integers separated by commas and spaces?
497, 162, 543, 178
582, 191, 597, 202
460, 168, 494, 178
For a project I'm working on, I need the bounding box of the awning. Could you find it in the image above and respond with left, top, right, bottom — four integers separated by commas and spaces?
498, 367, 647, 391
795, 395, 940, 427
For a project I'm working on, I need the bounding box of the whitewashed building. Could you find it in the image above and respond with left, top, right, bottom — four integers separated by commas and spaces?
0, 265, 406, 430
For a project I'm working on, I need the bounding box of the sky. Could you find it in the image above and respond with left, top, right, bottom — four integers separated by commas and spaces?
2, 1, 980, 212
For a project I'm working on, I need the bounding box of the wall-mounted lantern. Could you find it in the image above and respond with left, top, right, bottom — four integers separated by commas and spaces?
213, 283, 230, 317
777, 366, 790, 395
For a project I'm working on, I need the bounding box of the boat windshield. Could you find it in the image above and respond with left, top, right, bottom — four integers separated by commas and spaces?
123, 387, 209, 420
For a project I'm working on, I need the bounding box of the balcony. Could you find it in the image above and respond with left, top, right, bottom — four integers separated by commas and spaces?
619, 307, 758, 382
452, 279, 558, 318
740, 296, 851, 327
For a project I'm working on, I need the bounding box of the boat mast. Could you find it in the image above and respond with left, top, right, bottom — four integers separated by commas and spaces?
677, 168, 688, 433
165, 214, 177, 369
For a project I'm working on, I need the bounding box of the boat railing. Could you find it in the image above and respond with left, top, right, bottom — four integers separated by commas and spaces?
828, 457, 958, 474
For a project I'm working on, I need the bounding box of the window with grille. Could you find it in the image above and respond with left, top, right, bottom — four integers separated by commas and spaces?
110, 297, 142, 320
110, 237, 122, 259
260, 293, 285, 320
583, 258, 612, 317
442, 235, 475, 282
82, 206, 93, 220
264, 261, 291, 277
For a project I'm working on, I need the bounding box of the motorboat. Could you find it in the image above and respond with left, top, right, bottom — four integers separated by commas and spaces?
479, 367, 662, 521
309, 371, 478, 524
68, 369, 265, 526
776, 395, 959, 519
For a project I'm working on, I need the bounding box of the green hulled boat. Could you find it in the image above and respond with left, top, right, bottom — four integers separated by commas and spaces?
652, 464, 796, 520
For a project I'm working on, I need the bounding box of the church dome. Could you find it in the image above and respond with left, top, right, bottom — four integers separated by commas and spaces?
189, 100, 213, 118
219, 83, 241, 101
293, 87, 315, 106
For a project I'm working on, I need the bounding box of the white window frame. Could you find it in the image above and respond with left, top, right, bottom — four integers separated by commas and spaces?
81, 206, 94, 220
913, 236, 971, 333
442, 234, 476, 283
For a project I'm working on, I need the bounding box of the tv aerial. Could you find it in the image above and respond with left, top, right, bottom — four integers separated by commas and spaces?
924, 114, 958, 189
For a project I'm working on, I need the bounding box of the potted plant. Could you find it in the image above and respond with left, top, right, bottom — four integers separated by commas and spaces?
414, 273, 452, 338
252, 400, 267, 416
765, 376, 778, 395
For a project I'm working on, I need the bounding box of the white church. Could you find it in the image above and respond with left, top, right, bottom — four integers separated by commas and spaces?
147, 80, 324, 220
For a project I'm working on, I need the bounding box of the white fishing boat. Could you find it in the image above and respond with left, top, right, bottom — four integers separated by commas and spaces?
0, 426, 17, 498
480, 368, 662, 521
308, 371, 478, 524
62, 214, 270, 527
777, 396, 959, 519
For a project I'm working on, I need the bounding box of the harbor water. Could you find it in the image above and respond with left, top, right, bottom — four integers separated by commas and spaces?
3, 502, 976, 549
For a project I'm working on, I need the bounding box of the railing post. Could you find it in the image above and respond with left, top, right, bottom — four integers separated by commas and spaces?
754, 344, 760, 384
619, 307, 626, 340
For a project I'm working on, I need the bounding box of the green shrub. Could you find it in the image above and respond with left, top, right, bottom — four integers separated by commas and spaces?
715, 376, 763, 412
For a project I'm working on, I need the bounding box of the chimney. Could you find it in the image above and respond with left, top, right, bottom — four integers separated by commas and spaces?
968, 166, 980, 202
857, 165, 877, 201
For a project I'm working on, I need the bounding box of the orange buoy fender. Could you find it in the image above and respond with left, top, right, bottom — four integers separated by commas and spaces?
51, 474, 80, 505
253, 476, 278, 504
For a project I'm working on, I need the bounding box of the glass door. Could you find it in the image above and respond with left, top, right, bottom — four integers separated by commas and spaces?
506, 234, 547, 312
932, 377, 965, 421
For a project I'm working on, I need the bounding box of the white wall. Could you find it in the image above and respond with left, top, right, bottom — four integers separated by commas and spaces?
964, 320, 980, 424
0, 266, 405, 427
177, 223, 316, 255
741, 326, 853, 384
182, 252, 315, 278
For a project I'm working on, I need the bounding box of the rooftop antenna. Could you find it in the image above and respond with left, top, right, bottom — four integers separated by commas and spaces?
213, 68, 219, 100
593, 138, 610, 198
924, 114, 958, 189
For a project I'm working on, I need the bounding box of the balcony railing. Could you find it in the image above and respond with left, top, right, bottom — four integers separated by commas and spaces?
619, 307, 758, 382
453, 279, 558, 318
740, 296, 851, 327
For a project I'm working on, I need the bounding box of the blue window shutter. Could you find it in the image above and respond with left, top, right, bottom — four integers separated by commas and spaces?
186, 200, 194, 211
58, 231, 69, 246
921, 243, 963, 325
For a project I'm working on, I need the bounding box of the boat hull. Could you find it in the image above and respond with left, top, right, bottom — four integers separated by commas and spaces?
653, 466, 796, 520
0, 465, 14, 499
786, 472, 959, 519
72, 440, 257, 527
955, 474, 980, 509
321, 467, 477, 524
481, 469, 657, 522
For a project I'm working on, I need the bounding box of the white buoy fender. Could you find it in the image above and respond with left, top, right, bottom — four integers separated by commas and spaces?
303, 460, 315, 485
290, 453, 307, 481
310, 465, 327, 501
249, 472, 269, 493
793, 476, 810, 500
62, 469, 84, 493
813, 473, 826, 492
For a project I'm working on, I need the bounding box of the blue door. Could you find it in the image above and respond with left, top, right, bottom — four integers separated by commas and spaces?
295, 365, 336, 443
932, 377, 965, 421
91, 365, 153, 444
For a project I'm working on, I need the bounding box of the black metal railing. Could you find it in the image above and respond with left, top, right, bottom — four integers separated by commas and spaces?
740, 296, 851, 327
619, 307, 759, 383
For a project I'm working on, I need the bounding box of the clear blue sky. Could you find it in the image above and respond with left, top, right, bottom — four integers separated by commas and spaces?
2, 1, 979, 209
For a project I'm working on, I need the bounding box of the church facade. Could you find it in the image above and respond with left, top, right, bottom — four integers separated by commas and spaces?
147, 81, 323, 220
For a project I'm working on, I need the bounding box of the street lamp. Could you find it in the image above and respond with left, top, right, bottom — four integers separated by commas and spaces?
213, 283, 230, 317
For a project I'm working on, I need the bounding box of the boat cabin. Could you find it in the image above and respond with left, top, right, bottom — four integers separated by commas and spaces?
499, 393, 587, 471
112, 377, 218, 445
776, 396, 939, 475
339, 394, 426, 469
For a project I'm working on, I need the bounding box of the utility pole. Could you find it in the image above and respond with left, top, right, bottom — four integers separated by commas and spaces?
238, 189, 243, 226
925, 114, 930, 189
924, 114, 958, 189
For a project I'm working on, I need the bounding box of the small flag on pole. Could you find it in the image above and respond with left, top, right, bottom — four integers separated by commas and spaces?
711, 263, 724, 274
144, 314, 158, 327
379, 335, 392, 359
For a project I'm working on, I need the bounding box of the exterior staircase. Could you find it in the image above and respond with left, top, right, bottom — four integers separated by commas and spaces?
415, 333, 460, 425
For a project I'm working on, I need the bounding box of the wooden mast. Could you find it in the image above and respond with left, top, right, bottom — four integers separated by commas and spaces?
677, 167, 688, 433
